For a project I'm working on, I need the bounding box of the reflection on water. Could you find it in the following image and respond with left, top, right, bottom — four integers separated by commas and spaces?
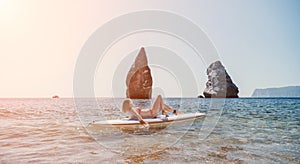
0, 98, 299, 163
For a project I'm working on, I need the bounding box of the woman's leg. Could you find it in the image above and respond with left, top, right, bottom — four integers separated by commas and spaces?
163, 104, 175, 113
150, 95, 180, 117
150, 95, 165, 116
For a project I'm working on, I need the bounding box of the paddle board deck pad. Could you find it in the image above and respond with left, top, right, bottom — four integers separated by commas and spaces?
89, 112, 206, 130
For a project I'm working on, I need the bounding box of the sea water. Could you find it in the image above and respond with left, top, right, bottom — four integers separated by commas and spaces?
0, 98, 299, 163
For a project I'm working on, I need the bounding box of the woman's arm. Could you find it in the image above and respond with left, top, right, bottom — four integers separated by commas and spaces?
129, 107, 148, 125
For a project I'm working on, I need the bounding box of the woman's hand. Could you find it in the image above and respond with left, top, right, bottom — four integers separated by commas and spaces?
139, 119, 149, 128
131, 107, 149, 128
139, 119, 147, 125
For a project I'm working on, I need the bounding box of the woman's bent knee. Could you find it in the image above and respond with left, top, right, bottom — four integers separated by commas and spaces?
157, 95, 162, 99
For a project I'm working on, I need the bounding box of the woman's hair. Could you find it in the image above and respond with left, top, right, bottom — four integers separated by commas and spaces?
121, 99, 132, 113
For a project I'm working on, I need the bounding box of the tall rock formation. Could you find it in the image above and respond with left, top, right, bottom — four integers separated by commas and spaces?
203, 61, 239, 98
126, 47, 153, 99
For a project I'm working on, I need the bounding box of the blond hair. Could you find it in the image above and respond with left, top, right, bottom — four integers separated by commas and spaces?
121, 99, 132, 113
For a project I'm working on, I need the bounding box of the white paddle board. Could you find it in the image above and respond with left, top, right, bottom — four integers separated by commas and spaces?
90, 112, 205, 129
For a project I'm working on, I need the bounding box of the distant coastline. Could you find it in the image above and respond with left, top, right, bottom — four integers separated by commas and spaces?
252, 86, 300, 97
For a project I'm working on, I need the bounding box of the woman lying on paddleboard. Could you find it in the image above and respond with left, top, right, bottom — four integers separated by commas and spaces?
121, 95, 182, 126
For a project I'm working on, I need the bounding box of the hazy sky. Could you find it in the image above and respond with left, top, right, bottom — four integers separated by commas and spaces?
1, 0, 299, 98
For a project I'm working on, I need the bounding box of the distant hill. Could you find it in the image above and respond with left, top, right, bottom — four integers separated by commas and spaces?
252, 86, 300, 97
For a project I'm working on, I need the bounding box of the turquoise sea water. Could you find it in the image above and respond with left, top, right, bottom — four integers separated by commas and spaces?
0, 98, 299, 163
